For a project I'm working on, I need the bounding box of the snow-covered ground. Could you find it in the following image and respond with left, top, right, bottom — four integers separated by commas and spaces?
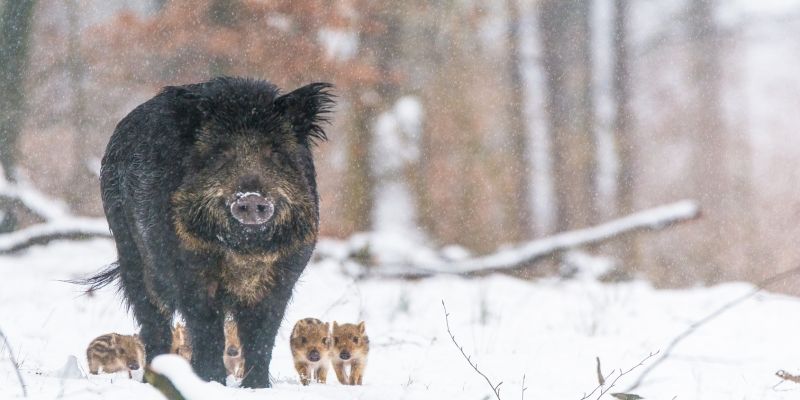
1, 238, 800, 399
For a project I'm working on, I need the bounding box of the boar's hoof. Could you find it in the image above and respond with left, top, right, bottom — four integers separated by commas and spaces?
242, 372, 272, 388
230, 194, 274, 225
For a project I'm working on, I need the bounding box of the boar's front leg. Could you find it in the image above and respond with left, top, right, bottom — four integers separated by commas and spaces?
181, 288, 227, 383
237, 301, 283, 387
237, 280, 299, 388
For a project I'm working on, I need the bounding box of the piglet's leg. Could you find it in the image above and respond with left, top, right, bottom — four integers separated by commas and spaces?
332, 361, 348, 385
350, 360, 365, 385
294, 361, 310, 386
316, 365, 328, 384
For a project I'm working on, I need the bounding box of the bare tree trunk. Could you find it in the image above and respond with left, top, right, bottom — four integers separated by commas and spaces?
342, 5, 401, 233
0, 0, 36, 183
342, 93, 377, 232
66, 0, 96, 215
612, 0, 640, 274
540, 0, 597, 232
505, 0, 533, 241
401, 0, 447, 240
688, 0, 726, 282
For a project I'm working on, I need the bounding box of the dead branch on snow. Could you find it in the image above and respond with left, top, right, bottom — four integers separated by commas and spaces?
0, 326, 27, 397
339, 200, 700, 279
442, 300, 505, 400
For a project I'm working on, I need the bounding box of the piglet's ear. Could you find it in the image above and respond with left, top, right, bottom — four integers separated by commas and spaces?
357, 321, 365, 333
274, 82, 335, 145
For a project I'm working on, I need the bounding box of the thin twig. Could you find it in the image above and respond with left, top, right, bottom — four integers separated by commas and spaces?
627, 265, 800, 391
580, 352, 658, 400
581, 368, 615, 400
0, 327, 27, 397
521, 374, 527, 400
442, 300, 503, 400
596, 357, 605, 385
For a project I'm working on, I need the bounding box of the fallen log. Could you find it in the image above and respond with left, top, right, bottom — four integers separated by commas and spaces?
0, 218, 111, 254
337, 200, 700, 279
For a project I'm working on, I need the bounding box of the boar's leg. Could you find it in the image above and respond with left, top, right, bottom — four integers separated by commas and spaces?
111, 210, 173, 365
237, 281, 298, 388
181, 293, 227, 383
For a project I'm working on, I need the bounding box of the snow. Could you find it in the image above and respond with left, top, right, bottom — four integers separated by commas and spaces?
1, 238, 799, 399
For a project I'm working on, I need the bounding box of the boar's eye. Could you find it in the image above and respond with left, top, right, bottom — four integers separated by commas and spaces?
334, 337, 339, 345
322, 337, 329, 345
352, 337, 359, 344
119, 349, 126, 355
300, 336, 307, 345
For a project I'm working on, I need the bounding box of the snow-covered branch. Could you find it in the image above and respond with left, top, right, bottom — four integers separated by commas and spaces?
0, 218, 111, 254
0, 179, 111, 254
329, 200, 700, 278
0, 181, 71, 222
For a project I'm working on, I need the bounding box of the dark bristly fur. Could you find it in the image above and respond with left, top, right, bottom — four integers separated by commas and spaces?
80, 77, 334, 388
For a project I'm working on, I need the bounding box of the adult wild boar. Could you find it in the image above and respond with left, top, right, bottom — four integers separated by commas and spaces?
86, 77, 334, 388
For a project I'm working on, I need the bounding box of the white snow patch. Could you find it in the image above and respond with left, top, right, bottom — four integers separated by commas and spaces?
2, 233, 799, 399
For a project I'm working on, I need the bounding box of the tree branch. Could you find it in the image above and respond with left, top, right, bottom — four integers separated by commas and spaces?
581, 352, 657, 400
144, 367, 188, 400
0, 327, 27, 397
338, 200, 700, 279
442, 301, 504, 400
0, 218, 111, 254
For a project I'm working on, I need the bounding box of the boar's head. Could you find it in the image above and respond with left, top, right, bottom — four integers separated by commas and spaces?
171, 77, 334, 254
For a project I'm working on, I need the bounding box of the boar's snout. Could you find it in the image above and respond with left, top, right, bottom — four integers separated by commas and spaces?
338, 351, 351, 361
307, 349, 321, 362
227, 346, 240, 357
128, 361, 140, 370
231, 193, 274, 225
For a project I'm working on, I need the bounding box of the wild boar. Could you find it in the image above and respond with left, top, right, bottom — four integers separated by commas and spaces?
83, 77, 334, 387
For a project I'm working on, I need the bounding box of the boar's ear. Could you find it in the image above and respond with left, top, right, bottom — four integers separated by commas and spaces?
273, 82, 335, 145
357, 321, 365, 334
165, 86, 209, 138
332, 321, 339, 330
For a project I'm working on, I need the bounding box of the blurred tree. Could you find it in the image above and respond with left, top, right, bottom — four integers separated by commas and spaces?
504, 0, 533, 241
540, 0, 597, 231
413, 3, 521, 252
65, 0, 96, 214
612, 0, 639, 274
341, 1, 403, 233
0, 0, 36, 183
688, 0, 726, 282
